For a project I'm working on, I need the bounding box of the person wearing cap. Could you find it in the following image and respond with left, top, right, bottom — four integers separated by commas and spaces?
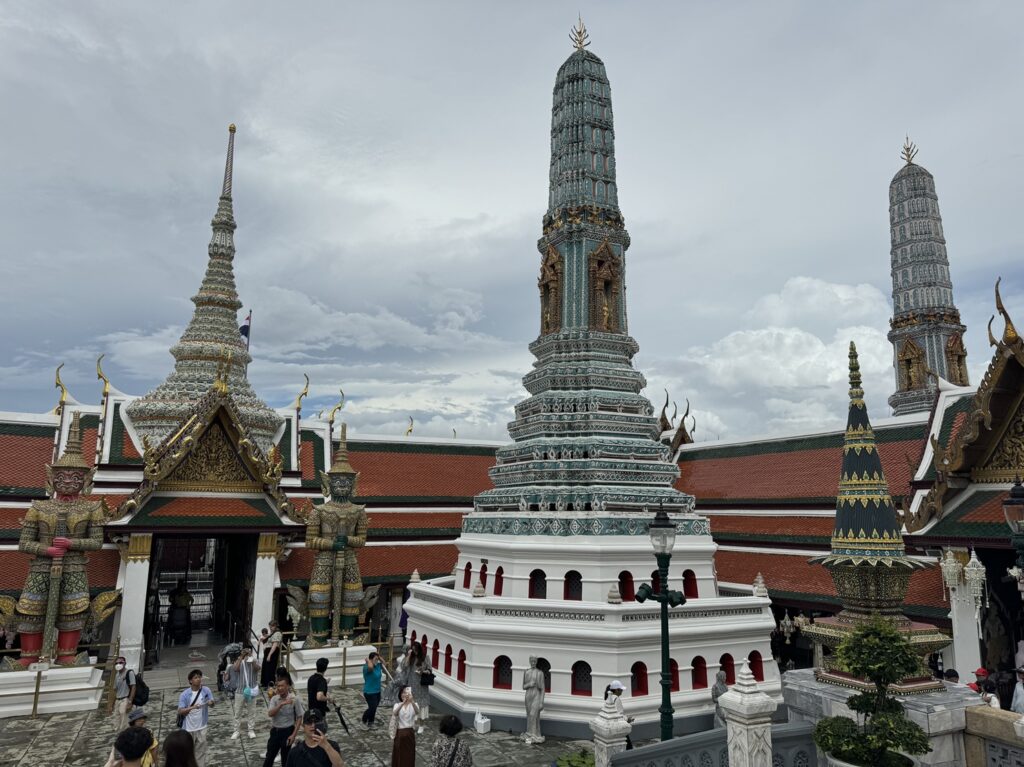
103, 708, 158, 767
112, 656, 138, 732
1012, 668, 1024, 714
604, 681, 634, 750
285, 710, 343, 767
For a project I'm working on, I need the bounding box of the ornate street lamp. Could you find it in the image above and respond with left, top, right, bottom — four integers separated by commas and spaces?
1004, 478, 1024, 599
636, 503, 686, 742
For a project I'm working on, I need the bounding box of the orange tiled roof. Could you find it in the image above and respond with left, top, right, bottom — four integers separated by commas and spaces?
280, 544, 459, 583
679, 438, 924, 504
714, 549, 945, 614
347, 449, 494, 500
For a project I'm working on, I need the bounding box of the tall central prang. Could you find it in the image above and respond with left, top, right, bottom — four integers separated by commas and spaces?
475, 28, 692, 517
405, 24, 777, 738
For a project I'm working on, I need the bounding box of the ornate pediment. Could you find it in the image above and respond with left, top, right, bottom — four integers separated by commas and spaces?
160, 421, 259, 492
114, 384, 291, 521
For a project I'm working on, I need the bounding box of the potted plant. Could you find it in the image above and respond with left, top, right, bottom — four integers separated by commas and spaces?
812, 616, 931, 766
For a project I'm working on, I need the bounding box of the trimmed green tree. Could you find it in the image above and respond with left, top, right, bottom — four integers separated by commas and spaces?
813, 617, 931, 766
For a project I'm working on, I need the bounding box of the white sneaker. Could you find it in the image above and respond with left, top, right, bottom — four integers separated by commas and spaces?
230, 732, 240, 740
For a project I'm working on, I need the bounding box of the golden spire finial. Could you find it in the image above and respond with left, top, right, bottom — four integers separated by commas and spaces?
570, 14, 590, 51
901, 135, 918, 165
96, 354, 110, 396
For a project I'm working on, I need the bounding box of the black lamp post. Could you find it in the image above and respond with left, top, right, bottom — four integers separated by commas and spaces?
1003, 477, 1024, 594
636, 503, 686, 742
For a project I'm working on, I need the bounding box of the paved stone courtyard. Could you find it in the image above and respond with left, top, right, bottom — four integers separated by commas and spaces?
0, 683, 592, 767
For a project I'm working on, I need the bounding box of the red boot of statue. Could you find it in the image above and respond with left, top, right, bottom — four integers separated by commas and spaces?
55, 630, 83, 666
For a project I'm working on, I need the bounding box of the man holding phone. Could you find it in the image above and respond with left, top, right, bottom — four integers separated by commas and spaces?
286, 710, 344, 767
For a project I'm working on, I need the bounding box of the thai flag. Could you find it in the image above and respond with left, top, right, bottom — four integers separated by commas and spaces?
239, 310, 252, 349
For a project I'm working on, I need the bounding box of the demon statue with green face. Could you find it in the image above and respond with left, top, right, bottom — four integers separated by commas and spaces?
304, 424, 367, 647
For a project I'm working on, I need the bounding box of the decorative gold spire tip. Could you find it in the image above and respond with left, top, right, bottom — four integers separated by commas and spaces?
901, 135, 918, 165
570, 14, 590, 51
848, 341, 863, 395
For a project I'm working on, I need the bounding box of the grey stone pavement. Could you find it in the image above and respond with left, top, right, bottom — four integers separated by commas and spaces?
0, 663, 592, 767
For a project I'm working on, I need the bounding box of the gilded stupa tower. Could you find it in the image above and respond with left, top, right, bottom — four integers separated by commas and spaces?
887, 139, 968, 415
126, 127, 283, 451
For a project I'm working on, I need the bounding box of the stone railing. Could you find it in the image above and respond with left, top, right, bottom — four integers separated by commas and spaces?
608, 722, 816, 767
964, 705, 1024, 766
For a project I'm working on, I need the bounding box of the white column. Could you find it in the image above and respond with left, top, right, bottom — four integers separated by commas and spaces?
590, 693, 632, 767
118, 533, 152, 671
251, 533, 279, 647
947, 584, 982, 676
718, 662, 778, 767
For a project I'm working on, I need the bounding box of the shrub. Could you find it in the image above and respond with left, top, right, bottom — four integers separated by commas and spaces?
812, 616, 931, 766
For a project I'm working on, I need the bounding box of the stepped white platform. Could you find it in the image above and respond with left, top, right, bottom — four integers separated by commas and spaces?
0, 660, 104, 718
287, 640, 377, 689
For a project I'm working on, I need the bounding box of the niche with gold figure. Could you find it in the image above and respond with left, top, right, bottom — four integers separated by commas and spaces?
897, 338, 927, 391
538, 244, 563, 335
588, 240, 622, 333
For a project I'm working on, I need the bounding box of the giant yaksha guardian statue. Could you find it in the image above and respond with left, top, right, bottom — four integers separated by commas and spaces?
9, 412, 104, 667
304, 423, 368, 647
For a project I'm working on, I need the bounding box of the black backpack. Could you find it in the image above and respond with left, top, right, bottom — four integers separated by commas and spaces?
131, 670, 150, 706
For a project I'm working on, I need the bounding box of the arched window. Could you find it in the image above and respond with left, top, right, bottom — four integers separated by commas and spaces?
457, 650, 467, 683
571, 661, 592, 696
463, 562, 472, 589
618, 571, 635, 602
444, 644, 453, 676
651, 569, 661, 595
692, 656, 708, 689
494, 566, 504, 596
748, 651, 764, 682
630, 661, 648, 696
683, 569, 698, 599
529, 569, 547, 599
493, 655, 513, 690
536, 657, 552, 693
564, 570, 583, 601
669, 659, 680, 692
720, 653, 735, 685
480, 563, 488, 589
431, 639, 440, 670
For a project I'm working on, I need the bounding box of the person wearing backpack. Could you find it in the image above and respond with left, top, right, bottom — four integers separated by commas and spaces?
112, 656, 137, 732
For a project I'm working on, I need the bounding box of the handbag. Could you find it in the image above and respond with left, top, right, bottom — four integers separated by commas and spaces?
177, 689, 202, 729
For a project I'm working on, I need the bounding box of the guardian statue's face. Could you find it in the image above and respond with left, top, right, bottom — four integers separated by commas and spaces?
53, 468, 86, 497
328, 474, 354, 500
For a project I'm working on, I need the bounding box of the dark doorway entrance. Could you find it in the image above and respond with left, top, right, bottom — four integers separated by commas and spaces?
147, 533, 257, 651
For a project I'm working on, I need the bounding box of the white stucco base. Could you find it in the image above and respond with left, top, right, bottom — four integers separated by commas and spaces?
0, 661, 104, 718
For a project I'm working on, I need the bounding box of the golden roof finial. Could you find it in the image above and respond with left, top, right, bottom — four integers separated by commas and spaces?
995, 276, 1019, 343
96, 354, 110, 396
570, 14, 590, 51
901, 135, 918, 165
290, 373, 310, 411
327, 389, 345, 429
52, 363, 68, 414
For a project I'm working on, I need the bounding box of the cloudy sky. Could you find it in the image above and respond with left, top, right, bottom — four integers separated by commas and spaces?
2, 3, 1022, 442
